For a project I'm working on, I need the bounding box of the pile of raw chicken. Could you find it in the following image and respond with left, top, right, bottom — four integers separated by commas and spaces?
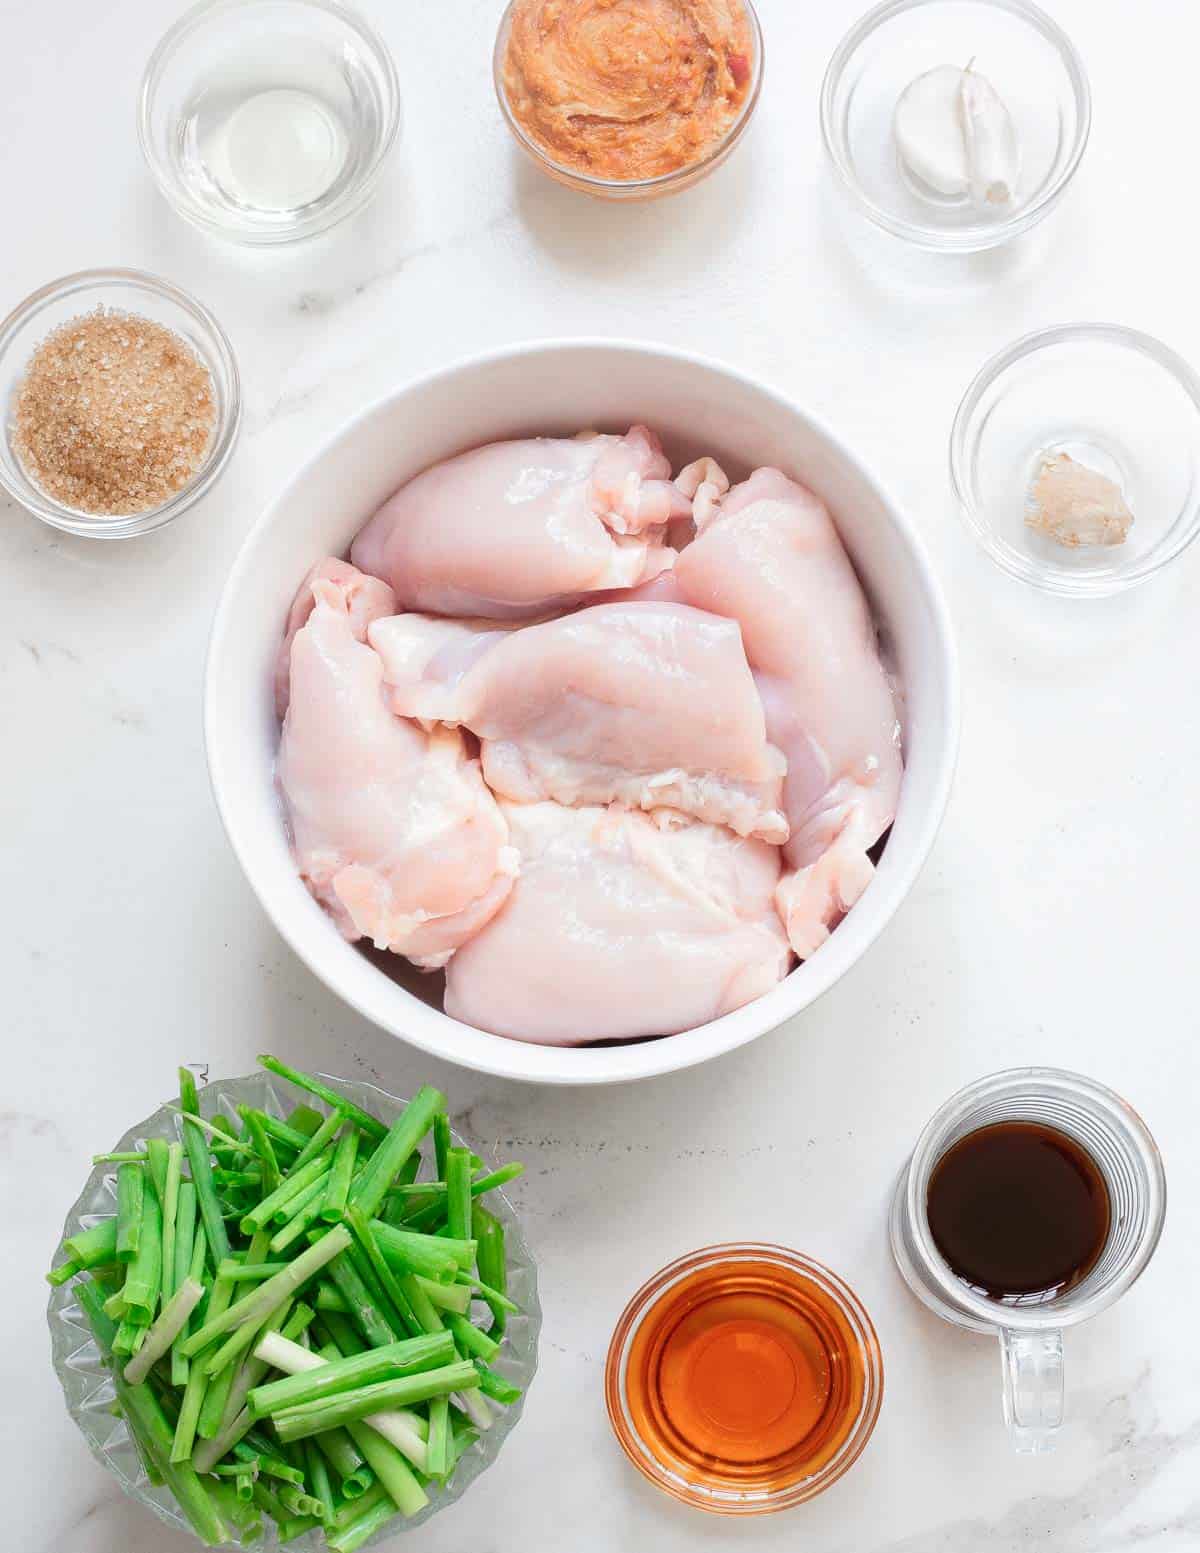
274, 426, 903, 1046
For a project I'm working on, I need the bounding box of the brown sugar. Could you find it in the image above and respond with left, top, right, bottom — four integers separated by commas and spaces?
11, 308, 217, 516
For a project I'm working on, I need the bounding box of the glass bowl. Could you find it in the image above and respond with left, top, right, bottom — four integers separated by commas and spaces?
493, 0, 763, 201
139, 0, 402, 245
46, 1069, 540, 1548
950, 324, 1200, 597
604, 1244, 882, 1514
0, 268, 241, 540
820, 0, 1090, 252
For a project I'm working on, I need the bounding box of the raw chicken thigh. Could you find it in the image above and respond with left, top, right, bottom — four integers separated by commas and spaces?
674, 468, 903, 958
277, 568, 517, 969
368, 601, 788, 841
273, 557, 396, 720
350, 427, 688, 619
444, 803, 791, 1044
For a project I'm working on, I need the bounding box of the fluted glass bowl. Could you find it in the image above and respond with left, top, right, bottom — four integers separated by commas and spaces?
46, 1070, 540, 1547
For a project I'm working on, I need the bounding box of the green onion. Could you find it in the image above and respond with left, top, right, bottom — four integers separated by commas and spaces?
346, 1087, 445, 1223
416, 1276, 471, 1315
473, 1361, 523, 1404
217, 1260, 292, 1283
257, 1056, 387, 1142
290, 1108, 347, 1176
191, 1301, 310, 1474
240, 1153, 332, 1235
122, 1184, 162, 1315
326, 1249, 398, 1349
306, 1440, 336, 1524
77, 1279, 230, 1548
48, 1059, 523, 1549
180, 1227, 350, 1357
178, 1070, 232, 1268
271, 1189, 330, 1256
116, 1163, 145, 1263
158, 1142, 183, 1312
288, 1104, 325, 1137
433, 1113, 451, 1181
63, 1218, 119, 1270
247, 1332, 454, 1419
320, 1127, 359, 1223
425, 1394, 450, 1479
271, 1170, 331, 1227
326, 1491, 401, 1553
271, 1361, 479, 1443
315, 1429, 373, 1496
368, 1221, 464, 1284
172, 1266, 234, 1462
345, 1207, 420, 1337
445, 1148, 473, 1242
124, 1278, 204, 1385
445, 1311, 500, 1362
474, 1205, 510, 1335
238, 1108, 281, 1197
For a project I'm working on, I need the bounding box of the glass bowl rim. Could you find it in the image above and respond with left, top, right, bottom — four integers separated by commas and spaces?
492, 0, 764, 195
603, 1241, 883, 1514
819, 0, 1092, 253
46, 1066, 541, 1548
901, 1065, 1167, 1332
137, 0, 403, 246
0, 266, 242, 539
949, 321, 1200, 595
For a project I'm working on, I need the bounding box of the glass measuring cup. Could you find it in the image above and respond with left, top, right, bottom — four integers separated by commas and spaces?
890, 1068, 1165, 1453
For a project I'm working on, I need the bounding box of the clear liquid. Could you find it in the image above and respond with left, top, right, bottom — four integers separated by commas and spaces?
170, 33, 386, 238
201, 87, 348, 211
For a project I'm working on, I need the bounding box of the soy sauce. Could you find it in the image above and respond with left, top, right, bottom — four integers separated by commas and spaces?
926, 1121, 1110, 1301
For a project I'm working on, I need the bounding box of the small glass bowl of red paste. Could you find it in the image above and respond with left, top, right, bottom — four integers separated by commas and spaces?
494, 0, 763, 200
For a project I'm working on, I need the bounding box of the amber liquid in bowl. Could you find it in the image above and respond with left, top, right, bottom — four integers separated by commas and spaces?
609, 1248, 880, 1509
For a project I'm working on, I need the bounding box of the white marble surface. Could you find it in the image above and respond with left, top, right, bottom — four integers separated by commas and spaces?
4, 0, 1199, 1547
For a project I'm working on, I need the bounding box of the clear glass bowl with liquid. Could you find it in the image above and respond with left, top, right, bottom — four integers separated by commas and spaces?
139, 0, 402, 245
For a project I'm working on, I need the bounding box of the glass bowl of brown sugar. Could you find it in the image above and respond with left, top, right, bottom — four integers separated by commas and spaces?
0, 268, 241, 539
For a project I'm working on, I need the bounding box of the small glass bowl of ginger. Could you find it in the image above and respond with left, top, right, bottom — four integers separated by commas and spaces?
0, 268, 241, 540
951, 324, 1200, 597
493, 0, 764, 200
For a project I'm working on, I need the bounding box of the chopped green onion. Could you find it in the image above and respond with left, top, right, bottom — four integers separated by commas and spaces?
180, 1227, 350, 1357
124, 1277, 204, 1385
320, 1127, 359, 1223
257, 1057, 387, 1142
272, 1360, 479, 1443
347, 1087, 444, 1224
63, 1218, 119, 1270
290, 1108, 347, 1176
248, 1332, 454, 1419
116, 1163, 145, 1263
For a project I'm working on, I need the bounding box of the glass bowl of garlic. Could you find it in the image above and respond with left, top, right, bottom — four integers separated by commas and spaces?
950, 324, 1200, 597
820, 0, 1090, 253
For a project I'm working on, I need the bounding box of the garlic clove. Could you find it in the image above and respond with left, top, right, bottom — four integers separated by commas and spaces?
893, 64, 971, 197
1025, 452, 1134, 549
959, 65, 1020, 207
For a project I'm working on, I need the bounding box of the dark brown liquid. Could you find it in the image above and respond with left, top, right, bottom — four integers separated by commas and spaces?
927, 1121, 1110, 1301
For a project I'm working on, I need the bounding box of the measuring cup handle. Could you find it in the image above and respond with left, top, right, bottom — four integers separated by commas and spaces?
999, 1328, 1064, 1453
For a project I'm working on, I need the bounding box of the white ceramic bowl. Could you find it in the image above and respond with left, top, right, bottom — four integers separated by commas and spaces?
205, 341, 958, 1085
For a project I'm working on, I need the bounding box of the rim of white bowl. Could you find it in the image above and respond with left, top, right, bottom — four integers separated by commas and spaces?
205, 339, 960, 1085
